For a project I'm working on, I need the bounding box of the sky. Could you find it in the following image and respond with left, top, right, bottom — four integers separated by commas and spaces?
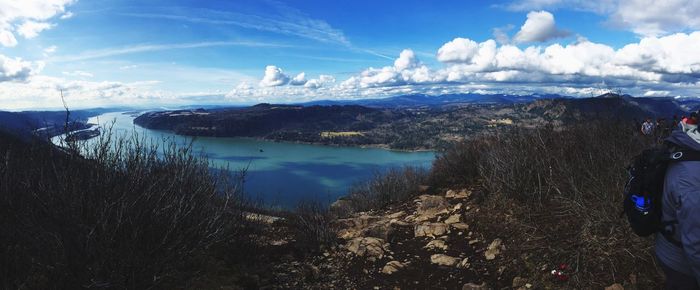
1, 0, 700, 110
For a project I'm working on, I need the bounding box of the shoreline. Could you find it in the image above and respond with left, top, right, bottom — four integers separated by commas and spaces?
132, 122, 438, 153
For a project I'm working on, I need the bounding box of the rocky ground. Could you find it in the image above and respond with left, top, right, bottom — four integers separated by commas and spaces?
199, 188, 647, 289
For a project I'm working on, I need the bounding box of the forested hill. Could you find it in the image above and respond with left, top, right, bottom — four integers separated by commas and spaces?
133, 94, 695, 150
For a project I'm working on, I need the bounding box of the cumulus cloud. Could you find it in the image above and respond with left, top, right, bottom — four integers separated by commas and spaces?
289, 72, 307, 85
304, 74, 335, 89
0, 0, 74, 46
259, 65, 289, 87
504, 0, 700, 37
513, 11, 569, 43
0, 54, 39, 82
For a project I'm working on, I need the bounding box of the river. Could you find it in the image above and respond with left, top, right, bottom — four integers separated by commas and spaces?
64, 111, 436, 207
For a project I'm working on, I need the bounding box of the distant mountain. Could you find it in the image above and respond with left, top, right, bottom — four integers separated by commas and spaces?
524, 93, 689, 121
299, 93, 565, 108
0, 108, 115, 139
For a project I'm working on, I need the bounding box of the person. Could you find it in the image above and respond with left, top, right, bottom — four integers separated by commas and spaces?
656, 110, 700, 289
641, 118, 655, 136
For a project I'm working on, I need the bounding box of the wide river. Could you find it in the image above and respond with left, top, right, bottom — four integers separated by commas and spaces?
75, 112, 435, 207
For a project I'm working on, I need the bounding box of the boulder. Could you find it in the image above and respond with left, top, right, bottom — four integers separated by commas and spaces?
346, 237, 388, 261
485, 238, 503, 260
430, 254, 460, 267
424, 239, 448, 251
415, 195, 449, 222
381, 260, 405, 275
414, 223, 449, 237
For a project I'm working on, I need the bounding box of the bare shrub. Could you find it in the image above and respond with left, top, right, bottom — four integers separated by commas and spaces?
432, 120, 661, 287
288, 200, 337, 254
342, 166, 428, 213
0, 127, 250, 289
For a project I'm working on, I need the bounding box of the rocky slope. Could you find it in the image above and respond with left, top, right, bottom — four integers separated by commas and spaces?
175, 185, 649, 289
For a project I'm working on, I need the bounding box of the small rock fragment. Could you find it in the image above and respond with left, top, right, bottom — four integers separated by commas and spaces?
381, 261, 405, 275
462, 282, 488, 290
444, 214, 461, 224
424, 239, 448, 251
430, 254, 461, 267
485, 238, 503, 260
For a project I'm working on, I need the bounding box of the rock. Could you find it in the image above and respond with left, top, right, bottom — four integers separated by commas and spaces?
414, 223, 449, 237
512, 276, 527, 288
390, 219, 410, 226
381, 261, 405, 275
447, 189, 471, 199
462, 282, 488, 290
424, 239, 448, 251
415, 195, 449, 222
485, 238, 503, 260
337, 214, 387, 240
365, 223, 393, 240
605, 283, 624, 290
457, 258, 470, 268
468, 239, 480, 245
453, 203, 463, 211
451, 223, 470, 230
387, 211, 406, 219
430, 254, 461, 267
346, 237, 388, 261
444, 214, 461, 224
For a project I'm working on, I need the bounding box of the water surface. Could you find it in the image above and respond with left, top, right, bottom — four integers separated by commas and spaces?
71, 112, 436, 207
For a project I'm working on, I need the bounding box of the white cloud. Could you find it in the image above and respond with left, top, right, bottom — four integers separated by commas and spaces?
394, 49, 419, 71
289, 72, 307, 85
60, 11, 73, 19
0, 30, 17, 47
62, 70, 94, 78
0, 0, 74, 45
304, 74, 335, 89
17, 21, 54, 39
43, 45, 57, 55
504, 0, 700, 37
612, 0, 700, 36
259, 65, 289, 87
513, 11, 569, 43
0, 54, 39, 82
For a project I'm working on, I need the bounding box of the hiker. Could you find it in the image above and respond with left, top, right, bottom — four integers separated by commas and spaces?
656, 110, 700, 289
641, 118, 655, 136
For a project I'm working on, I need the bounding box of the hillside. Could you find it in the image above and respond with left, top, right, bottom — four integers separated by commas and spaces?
133, 94, 691, 150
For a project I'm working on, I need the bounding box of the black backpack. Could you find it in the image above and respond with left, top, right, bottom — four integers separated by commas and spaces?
623, 143, 700, 242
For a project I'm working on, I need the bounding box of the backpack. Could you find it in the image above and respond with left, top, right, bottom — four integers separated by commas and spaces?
623, 143, 700, 242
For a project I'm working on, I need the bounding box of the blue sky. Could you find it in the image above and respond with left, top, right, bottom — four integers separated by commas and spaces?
1, 0, 699, 109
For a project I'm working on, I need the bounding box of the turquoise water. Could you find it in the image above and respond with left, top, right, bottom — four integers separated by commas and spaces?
69, 112, 435, 207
